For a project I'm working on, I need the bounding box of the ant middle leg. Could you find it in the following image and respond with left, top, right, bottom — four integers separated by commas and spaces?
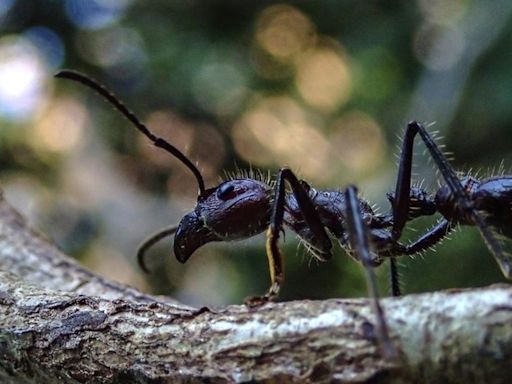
345, 185, 397, 360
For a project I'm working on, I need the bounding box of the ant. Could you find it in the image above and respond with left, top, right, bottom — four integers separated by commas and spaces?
55, 70, 512, 360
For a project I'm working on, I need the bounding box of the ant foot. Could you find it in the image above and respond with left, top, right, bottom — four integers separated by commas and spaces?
243, 294, 271, 307
243, 283, 280, 307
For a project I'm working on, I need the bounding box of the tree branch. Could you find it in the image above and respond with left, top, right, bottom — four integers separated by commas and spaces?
1, 192, 512, 383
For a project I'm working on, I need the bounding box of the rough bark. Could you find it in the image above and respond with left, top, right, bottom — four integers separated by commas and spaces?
1, 192, 512, 383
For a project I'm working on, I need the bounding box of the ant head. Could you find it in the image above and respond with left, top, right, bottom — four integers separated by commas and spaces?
173, 179, 272, 263
435, 176, 479, 221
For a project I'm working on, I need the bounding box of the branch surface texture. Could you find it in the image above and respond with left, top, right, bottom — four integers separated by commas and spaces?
0, 193, 511, 383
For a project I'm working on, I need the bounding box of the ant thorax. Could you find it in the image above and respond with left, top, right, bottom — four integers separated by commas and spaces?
435, 176, 480, 225
284, 187, 375, 258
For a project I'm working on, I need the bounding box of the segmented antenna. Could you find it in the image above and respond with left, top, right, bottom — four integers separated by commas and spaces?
137, 225, 178, 273
55, 70, 206, 196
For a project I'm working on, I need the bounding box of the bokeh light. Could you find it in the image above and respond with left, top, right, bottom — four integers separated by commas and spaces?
65, 0, 133, 30
75, 26, 148, 78
353, 47, 402, 103
414, 23, 465, 71
233, 96, 332, 182
329, 112, 386, 173
0, 35, 48, 121
24, 26, 65, 69
141, 110, 225, 197
295, 41, 352, 112
192, 59, 248, 117
417, 0, 468, 25
30, 97, 87, 154
255, 4, 315, 62
0, 0, 14, 20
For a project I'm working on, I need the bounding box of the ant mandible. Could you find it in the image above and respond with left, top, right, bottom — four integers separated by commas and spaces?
55, 70, 512, 360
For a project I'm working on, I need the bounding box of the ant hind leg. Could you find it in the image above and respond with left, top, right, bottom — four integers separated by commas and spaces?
412, 121, 512, 279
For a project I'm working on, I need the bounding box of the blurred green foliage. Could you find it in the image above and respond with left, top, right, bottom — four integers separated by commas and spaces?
0, 1, 511, 306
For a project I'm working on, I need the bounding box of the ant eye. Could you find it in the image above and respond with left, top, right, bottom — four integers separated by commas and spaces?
217, 183, 236, 200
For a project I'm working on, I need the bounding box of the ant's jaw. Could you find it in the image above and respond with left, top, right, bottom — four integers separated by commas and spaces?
174, 211, 220, 263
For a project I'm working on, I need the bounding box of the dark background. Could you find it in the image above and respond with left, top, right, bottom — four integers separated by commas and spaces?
0, 1, 511, 306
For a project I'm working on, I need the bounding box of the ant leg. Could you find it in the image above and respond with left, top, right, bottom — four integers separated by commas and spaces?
249, 168, 332, 304
387, 220, 452, 296
389, 258, 401, 297
137, 225, 178, 273
411, 121, 512, 278
345, 186, 397, 360
387, 121, 426, 296
391, 121, 419, 240
404, 220, 451, 255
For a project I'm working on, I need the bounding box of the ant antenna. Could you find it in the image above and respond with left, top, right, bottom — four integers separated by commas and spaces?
137, 225, 178, 273
55, 70, 206, 197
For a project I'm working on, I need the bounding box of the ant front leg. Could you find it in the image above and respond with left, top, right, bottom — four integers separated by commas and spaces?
245, 168, 332, 306
345, 186, 397, 360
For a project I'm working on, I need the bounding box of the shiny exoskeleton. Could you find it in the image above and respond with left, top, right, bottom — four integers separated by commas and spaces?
56, 70, 512, 360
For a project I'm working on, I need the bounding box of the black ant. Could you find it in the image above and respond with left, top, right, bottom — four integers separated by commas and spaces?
55, 70, 512, 360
